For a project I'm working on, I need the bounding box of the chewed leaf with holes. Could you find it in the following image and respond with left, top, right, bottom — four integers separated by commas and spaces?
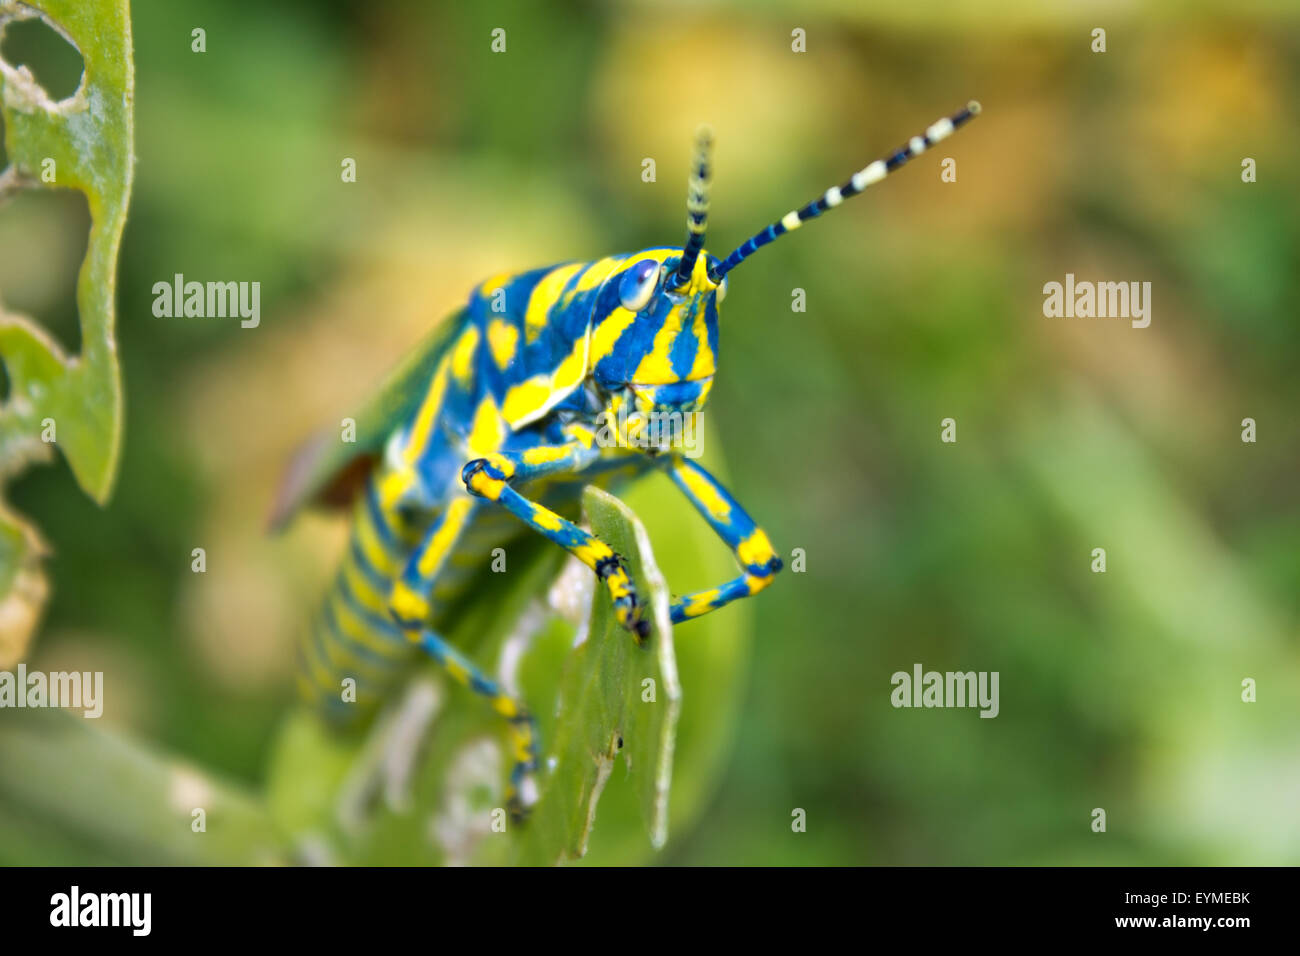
0, 0, 134, 662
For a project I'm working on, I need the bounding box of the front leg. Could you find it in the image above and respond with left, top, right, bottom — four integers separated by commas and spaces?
663, 456, 783, 624
461, 442, 651, 641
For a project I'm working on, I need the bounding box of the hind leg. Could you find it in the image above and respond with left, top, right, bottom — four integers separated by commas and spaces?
386, 496, 541, 819
415, 628, 541, 819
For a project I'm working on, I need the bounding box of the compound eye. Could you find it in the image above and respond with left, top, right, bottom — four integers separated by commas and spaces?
716, 277, 728, 303
619, 259, 660, 313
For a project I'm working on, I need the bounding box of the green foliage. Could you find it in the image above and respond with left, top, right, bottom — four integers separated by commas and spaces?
0, 0, 133, 661
0, 708, 280, 865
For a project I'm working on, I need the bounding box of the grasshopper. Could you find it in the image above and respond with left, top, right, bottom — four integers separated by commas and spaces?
273, 102, 981, 817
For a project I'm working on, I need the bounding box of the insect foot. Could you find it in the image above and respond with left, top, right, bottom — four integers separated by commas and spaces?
595, 554, 651, 645
507, 775, 538, 824
461, 455, 515, 498
505, 711, 541, 823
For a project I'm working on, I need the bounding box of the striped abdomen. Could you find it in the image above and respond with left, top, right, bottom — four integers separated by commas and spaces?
297, 479, 419, 722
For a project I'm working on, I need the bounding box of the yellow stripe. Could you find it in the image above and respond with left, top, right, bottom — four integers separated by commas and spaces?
501, 378, 550, 426
342, 557, 390, 618
468, 395, 505, 455
522, 444, 570, 467
402, 359, 450, 466
487, 318, 519, 370
737, 529, 777, 569
568, 423, 597, 447
511, 729, 533, 763
692, 377, 714, 407
530, 505, 564, 532
445, 658, 471, 688
524, 263, 585, 343
631, 303, 685, 384
676, 463, 732, 522
567, 256, 623, 299
478, 272, 514, 302
552, 337, 587, 392
688, 307, 716, 380
590, 308, 636, 363
329, 591, 408, 661
500, 332, 587, 427
451, 326, 480, 384
680, 588, 720, 618
354, 496, 399, 576
573, 539, 615, 569
324, 629, 396, 680
466, 470, 507, 500
416, 497, 475, 578
389, 580, 430, 629
377, 469, 411, 512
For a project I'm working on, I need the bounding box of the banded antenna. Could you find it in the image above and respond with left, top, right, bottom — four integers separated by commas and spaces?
673, 124, 715, 287
709, 101, 982, 282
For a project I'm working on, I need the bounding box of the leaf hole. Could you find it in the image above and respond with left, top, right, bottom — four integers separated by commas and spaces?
0, 186, 90, 356
0, 14, 85, 103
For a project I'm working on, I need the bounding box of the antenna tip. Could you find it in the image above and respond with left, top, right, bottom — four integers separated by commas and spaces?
967, 100, 982, 116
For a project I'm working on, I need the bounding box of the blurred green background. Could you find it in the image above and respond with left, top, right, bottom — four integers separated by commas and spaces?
3, 0, 1299, 863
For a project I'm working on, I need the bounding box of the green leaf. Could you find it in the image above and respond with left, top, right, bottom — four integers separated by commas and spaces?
0, 0, 134, 662
575, 459, 751, 865
0, 709, 283, 865
513, 486, 681, 864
